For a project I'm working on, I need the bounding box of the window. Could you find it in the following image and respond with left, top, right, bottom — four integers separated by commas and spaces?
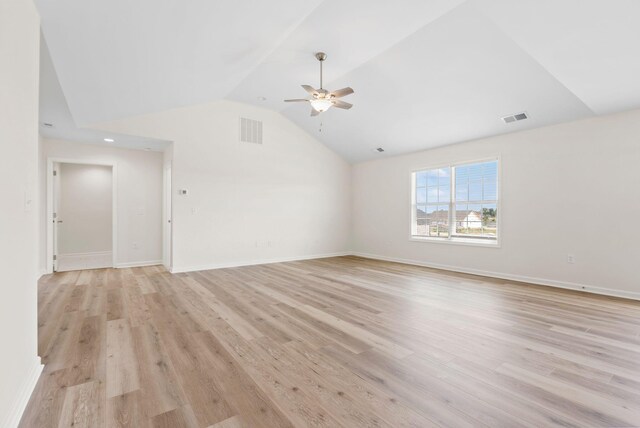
412, 159, 498, 244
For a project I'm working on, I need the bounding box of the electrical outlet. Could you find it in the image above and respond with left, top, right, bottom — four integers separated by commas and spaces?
567, 254, 576, 264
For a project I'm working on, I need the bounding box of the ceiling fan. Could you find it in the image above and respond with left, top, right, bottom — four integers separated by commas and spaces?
284, 52, 354, 116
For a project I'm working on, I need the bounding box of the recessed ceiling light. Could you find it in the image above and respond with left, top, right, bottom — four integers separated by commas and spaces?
104, 138, 115, 143
257, 96, 267, 101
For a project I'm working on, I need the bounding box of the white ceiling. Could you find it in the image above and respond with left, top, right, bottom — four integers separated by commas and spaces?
37, 0, 640, 162
39, 36, 171, 152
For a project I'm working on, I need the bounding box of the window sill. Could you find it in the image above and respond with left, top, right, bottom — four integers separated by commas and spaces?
409, 236, 501, 248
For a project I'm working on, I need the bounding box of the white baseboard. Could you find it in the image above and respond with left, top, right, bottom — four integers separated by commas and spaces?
57, 251, 112, 271
116, 260, 162, 269
352, 252, 640, 301
143, 249, 639, 301
2, 357, 43, 428
170, 251, 351, 274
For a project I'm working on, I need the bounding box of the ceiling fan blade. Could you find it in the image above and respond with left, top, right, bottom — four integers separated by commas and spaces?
310, 108, 320, 117
330, 87, 354, 98
284, 99, 310, 102
332, 100, 353, 109
301, 84, 318, 95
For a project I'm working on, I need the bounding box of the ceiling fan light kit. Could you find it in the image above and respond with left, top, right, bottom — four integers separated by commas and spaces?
310, 98, 333, 112
284, 52, 354, 116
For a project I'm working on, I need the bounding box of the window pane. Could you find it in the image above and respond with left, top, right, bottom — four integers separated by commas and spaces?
426, 205, 439, 237
427, 170, 439, 186
482, 204, 497, 236
454, 160, 498, 239
467, 205, 482, 231
438, 168, 450, 186
468, 163, 483, 180
422, 205, 448, 237
483, 179, 497, 200
483, 161, 498, 177
455, 204, 468, 235
456, 183, 468, 202
416, 187, 426, 204
415, 205, 427, 236
439, 184, 450, 203
469, 179, 482, 201
416, 171, 427, 187
482, 161, 498, 200
454, 164, 468, 204
456, 165, 469, 182
436, 205, 449, 237
427, 187, 439, 203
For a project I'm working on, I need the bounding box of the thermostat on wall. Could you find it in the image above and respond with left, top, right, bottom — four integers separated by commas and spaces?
178, 189, 188, 195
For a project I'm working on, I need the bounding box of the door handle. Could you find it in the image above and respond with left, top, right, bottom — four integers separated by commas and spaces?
57, 220, 63, 223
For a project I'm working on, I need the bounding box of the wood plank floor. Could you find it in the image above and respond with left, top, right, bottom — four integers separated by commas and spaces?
20, 256, 640, 427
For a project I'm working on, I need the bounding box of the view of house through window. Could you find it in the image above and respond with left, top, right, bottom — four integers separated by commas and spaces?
412, 159, 498, 242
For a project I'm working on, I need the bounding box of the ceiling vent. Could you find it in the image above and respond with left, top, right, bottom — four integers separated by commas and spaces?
502, 112, 528, 124
375, 147, 385, 153
239, 117, 263, 144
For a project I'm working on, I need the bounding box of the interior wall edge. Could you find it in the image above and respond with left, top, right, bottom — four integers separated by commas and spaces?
2, 357, 42, 428
0, 0, 41, 425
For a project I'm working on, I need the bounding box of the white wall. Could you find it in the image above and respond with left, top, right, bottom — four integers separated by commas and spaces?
58, 163, 112, 254
352, 109, 640, 299
0, 0, 42, 426
40, 139, 164, 270
92, 100, 351, 272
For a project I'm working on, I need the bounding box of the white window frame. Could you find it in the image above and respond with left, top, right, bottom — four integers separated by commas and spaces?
410, 157, 501, 248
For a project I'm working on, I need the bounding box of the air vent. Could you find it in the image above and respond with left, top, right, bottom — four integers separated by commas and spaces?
502, 112, 528, 124
375, 147, 385, 153
239, 117, 263, 144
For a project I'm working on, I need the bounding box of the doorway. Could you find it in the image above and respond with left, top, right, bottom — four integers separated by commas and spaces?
47, 159, 117, 272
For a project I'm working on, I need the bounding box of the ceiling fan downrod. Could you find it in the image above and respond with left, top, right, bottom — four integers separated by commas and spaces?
316, 52, 327, 90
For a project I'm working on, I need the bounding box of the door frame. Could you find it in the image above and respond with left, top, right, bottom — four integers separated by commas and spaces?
162, 163, 173, 271
46, 157, 118, 273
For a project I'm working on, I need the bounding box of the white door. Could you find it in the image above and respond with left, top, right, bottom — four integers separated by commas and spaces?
163, 165, 172, 270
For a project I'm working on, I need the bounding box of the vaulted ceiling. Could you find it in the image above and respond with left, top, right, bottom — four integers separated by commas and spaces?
37, 0, 640, 162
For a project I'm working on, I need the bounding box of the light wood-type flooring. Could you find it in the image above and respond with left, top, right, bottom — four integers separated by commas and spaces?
20, 256, 640, 427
